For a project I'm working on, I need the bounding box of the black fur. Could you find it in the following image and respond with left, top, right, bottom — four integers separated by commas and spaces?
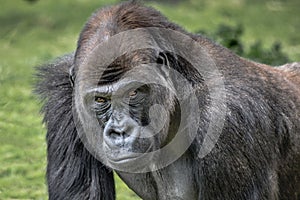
35, 54, 115, 200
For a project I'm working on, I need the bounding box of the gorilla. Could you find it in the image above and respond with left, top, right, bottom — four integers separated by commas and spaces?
36, 1, 300, 200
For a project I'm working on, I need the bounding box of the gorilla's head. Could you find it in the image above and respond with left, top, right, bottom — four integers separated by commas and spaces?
72, 44, 186, 172
70, 3, 211, 172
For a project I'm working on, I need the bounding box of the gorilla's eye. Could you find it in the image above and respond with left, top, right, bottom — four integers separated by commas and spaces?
129, 90, 137, 98
95, 96, 107, 104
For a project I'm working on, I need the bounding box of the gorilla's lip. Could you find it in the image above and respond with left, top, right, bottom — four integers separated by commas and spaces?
109, 154, 141, 163
107, 144, 154, 164
107, 152, 155, 171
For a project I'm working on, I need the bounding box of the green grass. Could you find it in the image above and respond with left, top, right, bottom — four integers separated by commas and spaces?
0, 0, 299, 199
151, 0, 300, 60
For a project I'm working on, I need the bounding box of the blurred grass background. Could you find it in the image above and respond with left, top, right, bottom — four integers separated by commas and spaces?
0, 0, 299, 199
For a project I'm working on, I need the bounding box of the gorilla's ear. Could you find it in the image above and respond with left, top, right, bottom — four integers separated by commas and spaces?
157, 52, 171, 79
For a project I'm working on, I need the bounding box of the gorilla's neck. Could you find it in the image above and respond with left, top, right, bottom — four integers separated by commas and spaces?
116, 151, 198, 200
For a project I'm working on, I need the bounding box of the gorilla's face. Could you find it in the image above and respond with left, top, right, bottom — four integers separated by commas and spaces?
85, 80, 156, 164
74, 50, 176, 171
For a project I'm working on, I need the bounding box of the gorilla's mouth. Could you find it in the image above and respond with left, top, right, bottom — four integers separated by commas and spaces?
106, 143, 154, 165
109, 153, 144, 164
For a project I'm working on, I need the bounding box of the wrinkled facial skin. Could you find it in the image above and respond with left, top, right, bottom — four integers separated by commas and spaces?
82, 76, 172, 169
74, 49, 177, 170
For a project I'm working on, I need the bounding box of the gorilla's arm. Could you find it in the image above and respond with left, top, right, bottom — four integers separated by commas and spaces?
35, 54, 115, 200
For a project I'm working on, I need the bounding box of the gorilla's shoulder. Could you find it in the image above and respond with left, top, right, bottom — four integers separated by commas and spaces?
277, 62, 300, 86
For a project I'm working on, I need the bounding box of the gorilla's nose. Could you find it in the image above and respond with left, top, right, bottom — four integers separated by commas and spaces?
103, 125, 133, 148
106, 128, 129, 139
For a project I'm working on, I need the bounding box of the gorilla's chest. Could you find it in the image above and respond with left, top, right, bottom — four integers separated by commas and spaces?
117, 153, 198, 200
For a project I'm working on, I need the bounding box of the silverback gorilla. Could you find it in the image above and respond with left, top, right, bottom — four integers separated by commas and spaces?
36, 1, 300, 200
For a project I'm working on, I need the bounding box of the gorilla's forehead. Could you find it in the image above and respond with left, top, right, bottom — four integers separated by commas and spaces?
77, 48, 158, 84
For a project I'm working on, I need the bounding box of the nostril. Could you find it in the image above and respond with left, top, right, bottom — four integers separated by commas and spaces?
109, 130, 120, 137
107, 129, 128, 139
104, 129, 130, 148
